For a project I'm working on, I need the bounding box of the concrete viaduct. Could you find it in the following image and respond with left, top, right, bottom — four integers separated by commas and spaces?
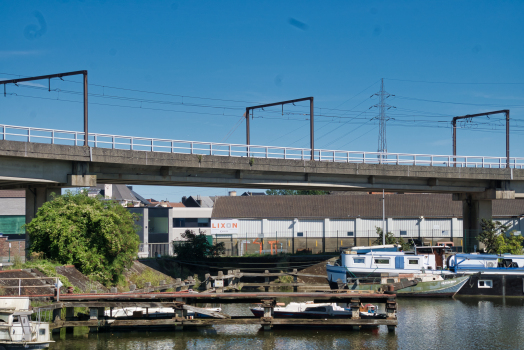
1, 139, 524, 252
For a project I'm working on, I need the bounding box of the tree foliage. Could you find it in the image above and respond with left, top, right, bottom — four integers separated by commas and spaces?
25, 191, 140, 286
265, 189, 330, 195
173, 229, 225, 260
478, 219, 523, 254
373, 227, 411, 251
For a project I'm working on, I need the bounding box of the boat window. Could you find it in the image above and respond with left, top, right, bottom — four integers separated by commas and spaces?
12, 316, 19, 323
39, 328, 46, 335
374, 259, 390, 264
306, 307, 326, 312
478, 280, 493, 288
386, 279, 395, 283
353, 258, 365, 264
408, 259, 419, 265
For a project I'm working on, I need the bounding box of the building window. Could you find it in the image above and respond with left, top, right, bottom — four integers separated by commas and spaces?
374, 259, 390, 264
173, 218, 210, 228
478, 280, 493, 288
347, 231, 354, 237
442, 230, 450, 236
400, 230, 407, 236
408, 259, 419, 265
297, 232, 304, 237
198, 218, 210, 227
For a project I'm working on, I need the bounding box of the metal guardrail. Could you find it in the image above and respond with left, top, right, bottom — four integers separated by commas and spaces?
1, 124, 523, 168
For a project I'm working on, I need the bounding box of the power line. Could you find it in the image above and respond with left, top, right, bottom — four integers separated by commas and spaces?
386, 78, 524, 85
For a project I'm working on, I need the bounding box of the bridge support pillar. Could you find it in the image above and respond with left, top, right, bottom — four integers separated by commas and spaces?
25, 187, 62, 258
454, 190, 514, 253
462, 197, 492, 252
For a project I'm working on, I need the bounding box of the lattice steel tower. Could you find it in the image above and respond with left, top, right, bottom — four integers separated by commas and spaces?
372, 78, 394, 154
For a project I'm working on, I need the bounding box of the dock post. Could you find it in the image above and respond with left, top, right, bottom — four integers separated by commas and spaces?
205, 274, 211, 290
261, 299, 275, 331
65, 307, 75, 334
175, 278, 182, 292
350, 298, 361, 331
264, 270, 270, 292
292, 269, 298, 292
217, 271, 224, 293
88, 308, 97, 333
52, 308, 62, 335
386, 298, 397, 333
174, 305, 187, 331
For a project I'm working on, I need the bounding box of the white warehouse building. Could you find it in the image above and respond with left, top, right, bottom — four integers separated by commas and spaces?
211, 193, 524, 254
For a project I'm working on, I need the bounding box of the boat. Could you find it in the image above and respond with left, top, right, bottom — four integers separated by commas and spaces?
326, 245, 469, 297
250, 301, 386, 320
448, 253, 524, 297
104, 306, 222, 319
0, 297, 53, 349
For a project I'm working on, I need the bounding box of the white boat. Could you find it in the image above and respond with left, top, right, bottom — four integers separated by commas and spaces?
0, 297, 53, 349
104, 306, 222, 319
326, 246, 469, 297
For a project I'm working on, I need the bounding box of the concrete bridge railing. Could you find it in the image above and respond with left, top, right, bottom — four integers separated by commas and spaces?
2, 124, 523, 169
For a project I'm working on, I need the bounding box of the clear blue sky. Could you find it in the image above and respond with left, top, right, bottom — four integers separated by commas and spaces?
2, 1, 524, 201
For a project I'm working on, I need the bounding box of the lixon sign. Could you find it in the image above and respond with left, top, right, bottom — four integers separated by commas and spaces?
211, 219, 239, 234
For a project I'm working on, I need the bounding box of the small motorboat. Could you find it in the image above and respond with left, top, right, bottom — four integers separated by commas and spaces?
250, 301, 385, 320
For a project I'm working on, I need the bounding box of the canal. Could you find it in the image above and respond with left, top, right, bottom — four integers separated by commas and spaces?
48, 297, 524, 349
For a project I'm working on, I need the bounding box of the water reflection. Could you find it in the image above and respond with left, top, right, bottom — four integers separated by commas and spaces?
49, 299, 524, 350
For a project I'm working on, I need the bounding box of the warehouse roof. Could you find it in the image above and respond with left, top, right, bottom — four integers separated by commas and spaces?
212, 194, 524, 219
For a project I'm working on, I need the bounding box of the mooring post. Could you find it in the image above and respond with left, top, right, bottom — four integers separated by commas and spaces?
65, 307, 75, 334
350, 298, 361, 331
52, 308, 62, 335
386, 298, 397, 333
175, 278, 182, 292
264, 270, 270, 292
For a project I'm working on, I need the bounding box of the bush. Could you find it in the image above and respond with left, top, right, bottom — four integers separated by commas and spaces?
24, 191, 140, 286
479, 219, 523, 254
173, 229, 225, 260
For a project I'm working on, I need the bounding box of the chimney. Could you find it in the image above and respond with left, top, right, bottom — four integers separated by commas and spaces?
229, 191, 237, 196
182, 196, 187, 204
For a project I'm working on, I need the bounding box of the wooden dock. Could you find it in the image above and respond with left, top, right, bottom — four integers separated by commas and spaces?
35, 291, 398, 333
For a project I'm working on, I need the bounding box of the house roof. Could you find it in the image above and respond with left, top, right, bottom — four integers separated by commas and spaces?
0, 190, 25, 198
212, 194, 524, 219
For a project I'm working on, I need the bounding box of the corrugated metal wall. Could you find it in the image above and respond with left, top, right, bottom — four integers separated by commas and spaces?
267, 219, 294, 237
392, 219, 419, 236
330, 219, 356, 237
296, 220, 324, 238
238, 219, 262, 238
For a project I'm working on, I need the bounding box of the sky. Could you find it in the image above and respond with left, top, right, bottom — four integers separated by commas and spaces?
2, 1, 524, 201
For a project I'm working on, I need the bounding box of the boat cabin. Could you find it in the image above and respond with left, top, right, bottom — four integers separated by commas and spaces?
448, 254, 524, 272
340, 251, 438, 272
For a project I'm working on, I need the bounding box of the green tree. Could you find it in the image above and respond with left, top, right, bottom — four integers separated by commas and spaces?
265, 189, 330, 195
25, 191, 140, 286
479, 219, 523, 254
173, 229, 225, 260
373, 227, 411, 251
